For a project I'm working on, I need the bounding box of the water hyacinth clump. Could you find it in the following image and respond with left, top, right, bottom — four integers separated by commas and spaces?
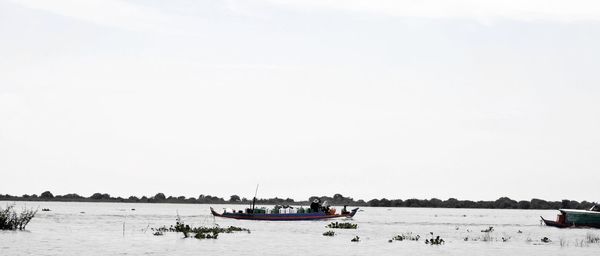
391, 232, 420, 242
322, 231, 335, 236
0, 204, 37, 231
151, 225, 178, 232
326, 222, 357, 229
425, 233, 445, 245
153, 222, 250, 239
481, 226, 494, 233
194, 231, 218, 239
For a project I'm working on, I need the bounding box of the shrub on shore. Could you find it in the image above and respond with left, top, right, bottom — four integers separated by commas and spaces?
0, 204, 37, 230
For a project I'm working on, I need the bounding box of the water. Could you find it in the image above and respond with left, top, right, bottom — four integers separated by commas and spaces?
1, 201, 599, 255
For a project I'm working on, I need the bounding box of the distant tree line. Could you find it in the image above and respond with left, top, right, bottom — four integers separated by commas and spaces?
0, 192, 596, 210
363, 197, 597, 210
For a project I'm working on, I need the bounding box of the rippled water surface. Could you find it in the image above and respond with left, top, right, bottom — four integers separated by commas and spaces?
1, 202, 599, 255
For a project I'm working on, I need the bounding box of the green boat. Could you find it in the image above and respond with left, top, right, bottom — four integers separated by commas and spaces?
541, 205, 600, 228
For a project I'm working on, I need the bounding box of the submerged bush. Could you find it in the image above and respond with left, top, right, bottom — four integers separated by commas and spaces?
0, 204, 37, 230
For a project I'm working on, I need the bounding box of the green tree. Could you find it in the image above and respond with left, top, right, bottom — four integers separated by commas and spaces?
154, 193, 166, 200
229, 195, 241, 202
90, 193, 103, 200
40, 191, 54, 199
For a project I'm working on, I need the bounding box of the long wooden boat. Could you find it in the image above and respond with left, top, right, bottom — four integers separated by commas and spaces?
210, 207, 359, 221
541, 206, 600, 228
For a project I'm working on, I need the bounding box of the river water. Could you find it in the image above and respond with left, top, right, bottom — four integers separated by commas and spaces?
1, 201, 599, 255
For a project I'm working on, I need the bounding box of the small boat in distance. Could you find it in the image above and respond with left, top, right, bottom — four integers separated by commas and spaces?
210, 206, 359, 221
541, 205, 600, 228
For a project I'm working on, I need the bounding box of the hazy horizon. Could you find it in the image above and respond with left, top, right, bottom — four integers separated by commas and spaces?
1, 0, 599, 202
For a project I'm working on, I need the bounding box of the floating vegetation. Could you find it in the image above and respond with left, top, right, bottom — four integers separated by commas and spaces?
391, 232, 420, 242
41, 208, 51, 212
194, 231, 218, 239
481, 226, 494, 233
326, 222, 357, 229
351, 236, 360, 242
0, 204, 37, 231
425, 236, 445, 245
424, 232, 444, 245
151, 225, 177, 232
463, 233, 493, 242
152, 222, 250, 240
322, 231, 335, 237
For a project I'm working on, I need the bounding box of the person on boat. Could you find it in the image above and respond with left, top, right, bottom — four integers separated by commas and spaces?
341, 205, 349, 214
310, 199, 321, 212
322, 201, 330, 213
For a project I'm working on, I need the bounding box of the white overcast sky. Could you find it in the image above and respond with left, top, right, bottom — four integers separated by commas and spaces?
1, 0, 599, 202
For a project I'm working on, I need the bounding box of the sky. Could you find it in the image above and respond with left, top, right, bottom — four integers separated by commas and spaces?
1, 0, 599, 202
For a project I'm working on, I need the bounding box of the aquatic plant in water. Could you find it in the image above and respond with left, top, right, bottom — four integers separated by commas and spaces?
425, 232, 444, 245
586, 233, 600, 244
559, 237, 567, 247
481, 226, 494, 233
322, 231, 335, 236
0, 204, 37, 231
326, 222, 357, 229
153, 222, 250, 239
391, 232, 420, 242
194, 231, 218, 239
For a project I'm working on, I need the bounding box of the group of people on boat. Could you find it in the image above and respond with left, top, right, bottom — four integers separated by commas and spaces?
310, 199, 350, 215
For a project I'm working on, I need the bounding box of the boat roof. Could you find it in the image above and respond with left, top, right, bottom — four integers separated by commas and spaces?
560, 209, 600, 215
